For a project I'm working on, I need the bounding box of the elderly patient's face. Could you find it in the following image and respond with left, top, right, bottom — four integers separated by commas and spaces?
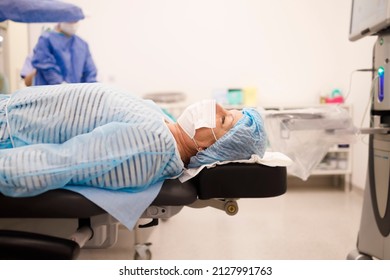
195, 104, 243, 148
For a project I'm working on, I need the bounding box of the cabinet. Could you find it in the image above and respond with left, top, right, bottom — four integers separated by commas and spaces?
312, 144, 352, 192
264, 104, 352, 192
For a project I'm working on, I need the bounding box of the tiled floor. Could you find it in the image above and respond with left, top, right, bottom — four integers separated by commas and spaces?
80, 177, 364, 260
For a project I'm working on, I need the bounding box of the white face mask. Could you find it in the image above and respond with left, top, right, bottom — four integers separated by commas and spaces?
59, 22, 79, 36
177, 99, 216, 139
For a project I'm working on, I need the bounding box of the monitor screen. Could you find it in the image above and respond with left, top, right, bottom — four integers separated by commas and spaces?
349, 0, 390, 41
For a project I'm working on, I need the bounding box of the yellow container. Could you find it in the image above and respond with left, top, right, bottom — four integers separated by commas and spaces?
243, 87, 257, 106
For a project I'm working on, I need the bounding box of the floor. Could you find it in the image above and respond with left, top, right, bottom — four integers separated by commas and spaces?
79, 176, 364, 260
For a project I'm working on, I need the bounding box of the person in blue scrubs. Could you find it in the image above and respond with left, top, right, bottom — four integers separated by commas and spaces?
31, 21, 97, 85
20, 54, 36, 86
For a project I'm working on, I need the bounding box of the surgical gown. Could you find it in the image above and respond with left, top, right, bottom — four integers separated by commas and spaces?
0, 83, 184, 197
32, 31, 97, 85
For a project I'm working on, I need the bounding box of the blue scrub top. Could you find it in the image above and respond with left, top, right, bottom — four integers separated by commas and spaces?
32, 31, 97, 85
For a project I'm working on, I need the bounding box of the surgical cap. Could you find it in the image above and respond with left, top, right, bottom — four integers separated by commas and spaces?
188, 108, 267, 168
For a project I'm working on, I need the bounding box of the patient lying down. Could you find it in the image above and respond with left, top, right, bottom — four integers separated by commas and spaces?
0, 83, 267, 197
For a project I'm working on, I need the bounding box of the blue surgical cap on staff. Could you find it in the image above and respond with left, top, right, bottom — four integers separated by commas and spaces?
188, 108, 267, 168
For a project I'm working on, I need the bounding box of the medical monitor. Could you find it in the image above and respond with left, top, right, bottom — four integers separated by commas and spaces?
349, 0, 390, 41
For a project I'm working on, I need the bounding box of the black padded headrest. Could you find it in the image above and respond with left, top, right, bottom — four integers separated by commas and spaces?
192, 163, 287, 199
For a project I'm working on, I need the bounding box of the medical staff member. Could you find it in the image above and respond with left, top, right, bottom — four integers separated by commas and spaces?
0, 83, 266, 197
31, 21, 97, 85
20, 54, 36, 86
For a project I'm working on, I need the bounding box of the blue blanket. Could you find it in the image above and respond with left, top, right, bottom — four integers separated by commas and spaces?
65, 181, 163, 230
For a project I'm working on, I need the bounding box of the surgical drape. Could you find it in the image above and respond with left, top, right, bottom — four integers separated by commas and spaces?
0, 83, 183, 197
0, 0, 84, 23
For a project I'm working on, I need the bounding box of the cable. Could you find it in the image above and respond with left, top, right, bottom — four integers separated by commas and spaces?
360, 75, 378, 128
359, 75, 379, 145
344, 68, 375, 102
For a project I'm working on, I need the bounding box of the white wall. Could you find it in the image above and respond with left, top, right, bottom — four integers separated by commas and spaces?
3, 22, 29, 93
32, 0, 376, 189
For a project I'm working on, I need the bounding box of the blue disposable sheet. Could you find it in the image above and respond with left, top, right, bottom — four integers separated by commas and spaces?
66, 182, 163, 231
0, 0, 84, 23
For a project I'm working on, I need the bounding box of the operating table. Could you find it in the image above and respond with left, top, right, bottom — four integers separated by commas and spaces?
0, 163, 287, 260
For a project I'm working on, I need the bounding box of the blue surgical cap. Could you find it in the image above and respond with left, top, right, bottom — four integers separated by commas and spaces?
188, 108, 267, 168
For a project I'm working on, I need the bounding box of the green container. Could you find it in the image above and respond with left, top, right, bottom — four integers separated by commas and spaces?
227, 89, 243, 105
